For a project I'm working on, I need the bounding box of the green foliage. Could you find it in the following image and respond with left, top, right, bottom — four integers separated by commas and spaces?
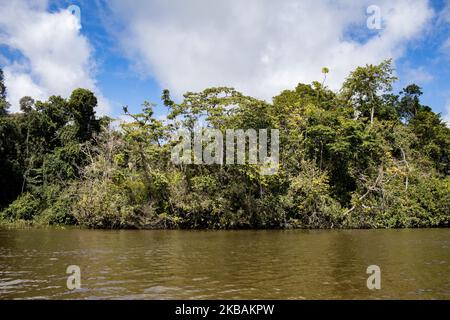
72, 180, 139, 228
0, 69, 10, 116
1, 193, 41, 221
0, 62, 448, 229
19, 96, 34, 113
397, 84, 423, 121
0, 117, 22, 206
37, 185, 77, 225
342, 59, 397, 123
409, 109, 450, 175
68, 88, 100, 142
287, 161, 342, 228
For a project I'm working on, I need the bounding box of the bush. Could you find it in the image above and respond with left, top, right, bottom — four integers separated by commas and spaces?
72, 180, 139, 228
37, 185, 77, 225
287, 161, 343, 228
344, 174, 450, 228
1, 192, 41, 221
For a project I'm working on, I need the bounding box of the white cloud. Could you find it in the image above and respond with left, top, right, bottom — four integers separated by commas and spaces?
110, 114, 132, 131
438, 1, 450, 126
3, 66, 46, 107
108, 0, 434, 100
440, 1, 450, 56
439, 0, 450, 23
444, 101, 450, 126
404, 66, 434, 84
0, 0, 110, 114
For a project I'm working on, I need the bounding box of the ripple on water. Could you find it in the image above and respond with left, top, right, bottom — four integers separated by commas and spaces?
0, 228, 449, 299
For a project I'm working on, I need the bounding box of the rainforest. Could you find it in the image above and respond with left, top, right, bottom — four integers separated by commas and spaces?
0, 60, 449, 229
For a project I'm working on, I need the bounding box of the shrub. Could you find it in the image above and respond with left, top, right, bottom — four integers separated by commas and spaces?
72, 180, 139, 228
37, 185, 77, 225
1, 192, 41, 221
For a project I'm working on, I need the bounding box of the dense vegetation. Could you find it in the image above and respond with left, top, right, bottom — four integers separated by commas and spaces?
0, 61, 449, 229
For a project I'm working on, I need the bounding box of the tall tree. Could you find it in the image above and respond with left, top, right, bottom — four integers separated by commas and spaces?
0, 68, 10, 116
68, 88, 100, 142
19, 96, 35, 113
342, 60, 397, 124
397, 84, 423, 121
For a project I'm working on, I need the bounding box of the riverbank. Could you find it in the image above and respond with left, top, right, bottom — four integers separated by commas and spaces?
0, 216, 448, 230
1, 61, 449, 231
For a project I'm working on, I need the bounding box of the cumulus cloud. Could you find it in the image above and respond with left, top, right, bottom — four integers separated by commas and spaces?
438, 0, 450, 126
439, 0, 450, 23
108, 0, 434, 100
404, 66, 434, 85
0, 0, 110, 114
439, 1, 450, 57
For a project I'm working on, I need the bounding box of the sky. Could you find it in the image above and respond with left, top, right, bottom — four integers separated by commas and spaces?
0, 0, 449, 124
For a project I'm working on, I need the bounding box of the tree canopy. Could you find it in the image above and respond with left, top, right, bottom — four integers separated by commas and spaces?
0, 60, 449, 229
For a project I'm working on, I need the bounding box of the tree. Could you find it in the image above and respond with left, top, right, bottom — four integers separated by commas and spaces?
19, 96, 35, 113
0, 89, 103, 218
68, 88, 100, 142
410, 108, 450, 175
397, 84, 423, 121
342, 60, 397, 124
321, 67, 329, 86
1, 63, 449, 229
0, 68, 10, 116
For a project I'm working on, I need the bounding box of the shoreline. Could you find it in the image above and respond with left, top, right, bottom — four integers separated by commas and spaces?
1, 220, 448, 231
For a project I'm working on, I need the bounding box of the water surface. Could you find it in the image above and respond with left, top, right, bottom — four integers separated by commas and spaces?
0, 228, 449, 299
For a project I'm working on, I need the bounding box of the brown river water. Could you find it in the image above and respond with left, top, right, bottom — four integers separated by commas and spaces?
0, 228, 449, 299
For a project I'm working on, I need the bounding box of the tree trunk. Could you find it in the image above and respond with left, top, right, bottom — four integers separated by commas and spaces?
370, 106, 374, 124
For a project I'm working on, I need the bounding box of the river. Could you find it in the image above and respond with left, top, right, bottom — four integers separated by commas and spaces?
0, 228, 449, 299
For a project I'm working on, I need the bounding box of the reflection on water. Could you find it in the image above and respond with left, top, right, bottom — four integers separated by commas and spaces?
0, 228, 449, 299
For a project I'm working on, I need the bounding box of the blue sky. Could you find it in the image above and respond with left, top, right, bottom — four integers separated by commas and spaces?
1, 0, 449, 123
